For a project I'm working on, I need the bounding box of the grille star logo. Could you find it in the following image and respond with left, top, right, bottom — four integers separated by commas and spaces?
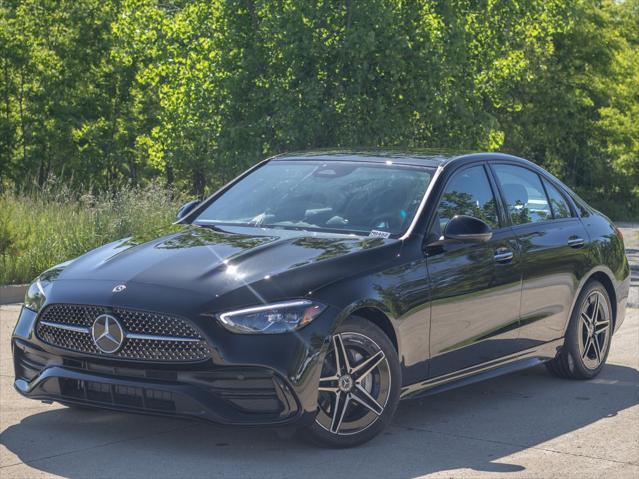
91, 314, 124, 354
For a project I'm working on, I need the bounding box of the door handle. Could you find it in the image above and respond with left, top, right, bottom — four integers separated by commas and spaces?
568, 237, 585, 248
494, 248, 514, 263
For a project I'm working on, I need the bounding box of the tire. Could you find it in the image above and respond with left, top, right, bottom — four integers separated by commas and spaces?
546, 280, 613, 379
303, 316, 401, 448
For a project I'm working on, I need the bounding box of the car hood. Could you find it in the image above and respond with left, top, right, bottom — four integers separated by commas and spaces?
50, 224, 400, 311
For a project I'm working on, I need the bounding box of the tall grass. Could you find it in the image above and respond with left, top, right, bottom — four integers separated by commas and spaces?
0, 181, 186, 285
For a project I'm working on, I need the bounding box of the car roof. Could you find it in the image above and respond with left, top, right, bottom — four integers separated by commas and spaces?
270, 149, 528, 169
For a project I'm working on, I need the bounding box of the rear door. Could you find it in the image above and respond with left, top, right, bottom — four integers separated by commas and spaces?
426, 164, 523, 378
490, 163, 590, 348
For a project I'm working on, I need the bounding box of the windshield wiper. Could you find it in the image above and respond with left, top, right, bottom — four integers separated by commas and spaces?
193, 223, 226, 232
261, 224, 370, 237
261, 224, 310, 232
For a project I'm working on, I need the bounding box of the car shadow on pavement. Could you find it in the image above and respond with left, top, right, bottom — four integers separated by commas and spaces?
2, 363, 638, 478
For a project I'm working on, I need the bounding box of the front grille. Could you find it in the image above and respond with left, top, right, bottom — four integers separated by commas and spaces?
36, 304, 211, 362
57, 363, 298, 417
59, 378, 176, 412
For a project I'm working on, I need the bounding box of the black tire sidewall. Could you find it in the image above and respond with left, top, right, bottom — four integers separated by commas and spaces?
304, 316, 401, 448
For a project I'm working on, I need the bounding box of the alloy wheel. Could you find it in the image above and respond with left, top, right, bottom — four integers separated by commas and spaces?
578, 290, 611, 370
315, 332, 391, 436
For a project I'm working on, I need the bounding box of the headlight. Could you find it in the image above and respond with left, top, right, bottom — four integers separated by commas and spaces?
23, 259, 73, 312
24, 278, 47, 312
217, 300, 326, 334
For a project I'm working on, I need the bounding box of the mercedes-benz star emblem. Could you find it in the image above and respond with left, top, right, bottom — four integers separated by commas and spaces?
112, 284, 127, 293
91, 314, 124, 354
338, 374, 354, 393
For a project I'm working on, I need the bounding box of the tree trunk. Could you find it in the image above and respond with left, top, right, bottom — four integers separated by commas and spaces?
18, 68, 27, 171
165, 162, 174, 188
191, 168, 205, 198
3, 57, 10, 121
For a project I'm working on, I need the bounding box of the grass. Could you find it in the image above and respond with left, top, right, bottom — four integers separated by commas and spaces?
0, 181, 186, 285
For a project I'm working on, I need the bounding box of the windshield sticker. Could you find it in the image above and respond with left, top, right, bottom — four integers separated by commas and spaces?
369, 230, 391, 238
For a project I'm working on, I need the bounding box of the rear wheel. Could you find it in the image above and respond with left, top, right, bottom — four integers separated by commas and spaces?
546, 280, 613, 379
304, 317, 401, 448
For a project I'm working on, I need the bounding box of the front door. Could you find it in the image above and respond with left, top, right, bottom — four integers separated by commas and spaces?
426, 164, 523, 378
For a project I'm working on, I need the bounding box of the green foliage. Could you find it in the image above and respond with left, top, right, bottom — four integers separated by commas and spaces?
497, 0, 639, 219
0, 0, 637, 215
0, 181, 184, 284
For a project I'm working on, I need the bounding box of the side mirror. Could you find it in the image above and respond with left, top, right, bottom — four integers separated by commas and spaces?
176, 200, 201, 221
443, 215, 492, 242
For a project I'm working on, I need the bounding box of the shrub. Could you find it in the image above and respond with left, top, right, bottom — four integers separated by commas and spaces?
0, 181, 186, 285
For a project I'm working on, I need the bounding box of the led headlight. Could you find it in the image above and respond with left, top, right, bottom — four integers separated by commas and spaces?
24, 260, 73, 312
24, 277, 47, 312
217, 300, 326, 334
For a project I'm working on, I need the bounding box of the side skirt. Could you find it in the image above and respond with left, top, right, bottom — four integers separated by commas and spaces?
400, 338, 563, 400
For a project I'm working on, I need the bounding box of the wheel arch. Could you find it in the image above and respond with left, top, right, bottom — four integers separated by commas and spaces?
349, 306, 399, 353
333, 299, 399, 353
586, 271, 618, 329
565, 267, 619, 336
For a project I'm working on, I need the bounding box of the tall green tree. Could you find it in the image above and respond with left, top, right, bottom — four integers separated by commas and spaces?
0, 0, 636, 217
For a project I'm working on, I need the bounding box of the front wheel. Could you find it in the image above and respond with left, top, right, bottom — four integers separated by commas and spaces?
546, 280, 613, 379
303, 317, 401, 448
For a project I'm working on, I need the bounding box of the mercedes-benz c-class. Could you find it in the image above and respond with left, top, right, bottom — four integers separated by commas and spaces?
12, 151, 630, 447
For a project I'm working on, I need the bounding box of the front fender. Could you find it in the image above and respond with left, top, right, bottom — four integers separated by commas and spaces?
310, 240, 431, 386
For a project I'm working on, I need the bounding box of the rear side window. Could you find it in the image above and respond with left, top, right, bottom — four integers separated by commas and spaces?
437, 165, 500, 230
569, 191, 591, 217
542, 178, 572, 219
493, 165, 551, 225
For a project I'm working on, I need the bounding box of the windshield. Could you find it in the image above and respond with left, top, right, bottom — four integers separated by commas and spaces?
193, 160, 433, 237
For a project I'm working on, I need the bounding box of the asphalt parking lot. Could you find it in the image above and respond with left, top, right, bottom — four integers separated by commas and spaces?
1, 228, 638, 478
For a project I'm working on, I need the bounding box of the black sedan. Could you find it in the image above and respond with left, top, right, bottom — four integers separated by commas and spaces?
12, 151, 631, 447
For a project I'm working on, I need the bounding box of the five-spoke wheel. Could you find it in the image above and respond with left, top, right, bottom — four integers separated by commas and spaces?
315, 332, 390, 435
547, 280, 613, 379
578, 290, 612, 370
304, 317, 400, 447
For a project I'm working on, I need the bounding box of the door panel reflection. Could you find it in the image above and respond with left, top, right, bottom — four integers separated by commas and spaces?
427, 229, 522, 378
515, 218, 590, 346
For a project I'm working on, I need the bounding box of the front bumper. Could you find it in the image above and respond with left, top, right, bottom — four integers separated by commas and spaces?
12, 304, 337, 427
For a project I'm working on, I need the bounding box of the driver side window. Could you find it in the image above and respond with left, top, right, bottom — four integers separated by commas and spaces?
437, 165, 500, 233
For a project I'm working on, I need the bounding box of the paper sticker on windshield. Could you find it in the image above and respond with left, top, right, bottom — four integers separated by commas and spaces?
369, 230, 391, 238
